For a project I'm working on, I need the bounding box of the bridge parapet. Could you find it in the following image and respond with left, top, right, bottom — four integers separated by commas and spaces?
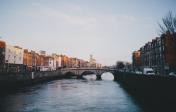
60, 68, 115, 76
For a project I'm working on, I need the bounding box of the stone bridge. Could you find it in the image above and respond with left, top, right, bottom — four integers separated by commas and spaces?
61, 68, 117, 80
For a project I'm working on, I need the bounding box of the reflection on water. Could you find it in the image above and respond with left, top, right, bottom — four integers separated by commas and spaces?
0, 73, 143, 112
83, 72, 114, 81
101, 72, 114, 80
83, 74, 97, 80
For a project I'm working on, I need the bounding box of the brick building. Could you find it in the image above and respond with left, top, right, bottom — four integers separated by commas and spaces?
132, 51, 141, 71
162, 32, 176, 73
0, 40, 6, 72
133, 32, 176, 74
23, 49, 33, 71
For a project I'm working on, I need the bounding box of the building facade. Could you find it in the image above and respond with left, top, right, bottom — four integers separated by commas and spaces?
5, 45, 24, 72
23, 49, 33, 71
89, 55, 96, 68
1, 40, 102, 72
132, 51, 141, 71
133, 32, 176, 74
0, 40, 6, 72
163, 32, 176, 73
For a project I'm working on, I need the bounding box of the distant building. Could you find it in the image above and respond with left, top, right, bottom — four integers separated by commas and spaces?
0, 39, 102, 72
132, 51, 141, 71
52, 53, 62, 69
134, 32, 176, 74
70, 57, 79, 68
162, 32, 176, 73
96, 63, 102, 68
23, 49, 32, 71
0, 40, 6, 72
5, 45, 24, 64
38, 56, 55, 71
48, 56, 55, 70
39, 50, 46, 56
89, 55, 96, 68
5, 45, 24, 72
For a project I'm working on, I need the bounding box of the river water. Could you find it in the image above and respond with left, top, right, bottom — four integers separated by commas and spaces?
0, 73, 143, 112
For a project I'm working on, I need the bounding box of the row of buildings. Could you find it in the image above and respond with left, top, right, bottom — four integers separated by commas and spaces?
0, 40, 101, 73
132, 31, 176, 74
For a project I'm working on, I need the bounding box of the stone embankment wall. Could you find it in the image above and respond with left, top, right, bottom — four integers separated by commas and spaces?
0, 70, 64, 88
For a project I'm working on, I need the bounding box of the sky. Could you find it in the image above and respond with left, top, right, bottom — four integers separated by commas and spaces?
0, 0, 176, 66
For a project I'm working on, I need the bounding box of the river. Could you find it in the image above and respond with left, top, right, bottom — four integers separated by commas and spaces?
0, 73, 143, 112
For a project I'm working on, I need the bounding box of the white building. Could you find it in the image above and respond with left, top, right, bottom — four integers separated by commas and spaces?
5, 45, 24, 64
52, 54, 62, 69
39, 50, 46, 56
48, 56, 55, 70
58, 56, 62, 68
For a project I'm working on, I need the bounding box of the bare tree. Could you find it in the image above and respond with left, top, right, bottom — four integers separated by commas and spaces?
158, 11, 176, 34
174, 16, 176, 30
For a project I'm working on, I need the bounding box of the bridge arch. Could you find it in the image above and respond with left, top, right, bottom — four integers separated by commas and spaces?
81, 71, 96, 76
80, 71, 114, 80
60, 68, 118, 80
101, 71, 115, 80
64, 71, 76, 78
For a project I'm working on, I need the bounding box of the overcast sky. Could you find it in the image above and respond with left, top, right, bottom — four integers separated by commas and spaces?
0, 0, 176, 66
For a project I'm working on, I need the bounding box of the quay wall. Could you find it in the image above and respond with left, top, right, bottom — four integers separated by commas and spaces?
114, 71, 176, 111
0, 70, 64, 88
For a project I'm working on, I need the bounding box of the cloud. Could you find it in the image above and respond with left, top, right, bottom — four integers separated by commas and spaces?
24, 3, 98, 31
24, 2, 141, 33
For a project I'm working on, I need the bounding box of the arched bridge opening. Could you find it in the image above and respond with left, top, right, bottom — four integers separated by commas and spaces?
80, 71, 116, 80
81, 71, 95, 76
101, 72, 115, 80
64, 71, 76, 78
61, 68, 118, 80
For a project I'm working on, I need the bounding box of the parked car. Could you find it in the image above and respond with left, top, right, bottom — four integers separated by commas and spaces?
135, 71, 143, 74
169, 72, 176, 76
143, 68, 155, 75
